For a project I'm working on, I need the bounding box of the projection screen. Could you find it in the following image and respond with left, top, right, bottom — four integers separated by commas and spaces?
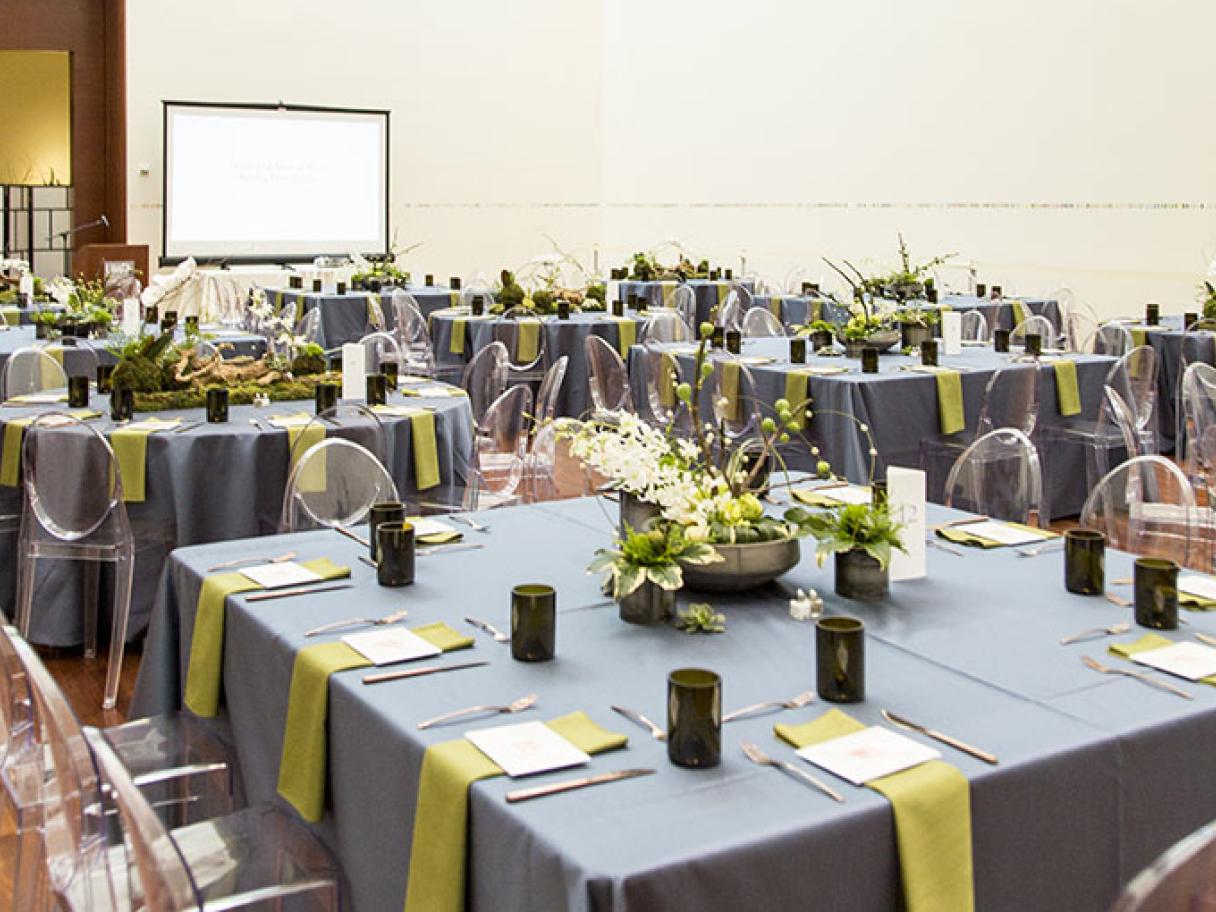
162, 101, 389, 264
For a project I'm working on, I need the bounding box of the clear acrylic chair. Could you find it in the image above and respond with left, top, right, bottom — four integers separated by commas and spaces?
741, 307, 787, 338
534, 355, 569, 425
943, 428, 1043, 525
1093, 322, 1134, 356
1110, 818, 1216, 912
390, 290, 451, 379
705, 356, 760, 447
1011, 314, 1057, 349
1177, 361, 1216, 488
639, 346, 689, 431
466, 385, 533, 510
359, 330, 407, 376
716, 286, 751, 331
0, 624, 43, 909
524, 419, 560, 503
294, 307, 323, 346
670, 284, 698, 330
461, 340, 508, 423
16, 414, 135, 711
288, 403, 390, 468
960, 310, 989, 342
584, 334, 634, 417
640, 311, 693, 344
1080, 455, 1195, 565
280, 438, 399, 531
2, 346, 68, 399
494, 307, 547, 383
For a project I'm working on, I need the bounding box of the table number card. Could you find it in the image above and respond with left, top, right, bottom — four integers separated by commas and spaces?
18, 275, 34, 296
342, 342, 366, 401
121, 300, 142, 336
941, 311, 963, 356
888, 467, 926, 581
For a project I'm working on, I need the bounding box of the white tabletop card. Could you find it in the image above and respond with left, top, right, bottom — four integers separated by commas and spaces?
465, 721, 591, 778
962, 520, 1047, 547
373, 404, 425, 418
410, 517, 459, 537
12, 391, 68, 404
342, 342, 366, 402
797, 726, 940, 786
888, 467, 926, 581
941, 311, 962, 355
804, 484, 871, 505
269, 413, 312, 428
18, 275, 34, 296
121, 300, 142, 335
341, 627, 441, 666
239, 561, 323, 589
1178, 574, 1216, 602
409, 384, 459, 397
1131, 642, 1216, 681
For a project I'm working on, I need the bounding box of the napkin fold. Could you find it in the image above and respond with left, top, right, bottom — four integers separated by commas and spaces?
516, 320, 541, 364
183, 557, 351, 718
1131, 328, 1147, 348
791, 486, 870, 508
613, 318, 637, 360
404, 519, 463, 545
775, 709, 974, 912
935, 371, 966, 436
660, 284, 676, 308
935, 522, 1055, 548
405, 712, 627, 912
276, 622, 474, 822
1180, 589, 1216, 611
449, 318, 468, 356
1009, 300, 1027, 328
719, 360, 742, 423
769, 296, 783, 318
409, 411, 441, 490
1053, 360, 1082, 417
784, 371, 810, 412
1109, 633, 1216, 685
111, 418, 182, 503
657, 352, 679, 409
0, 418, 33, 487
1, 308, 18, 327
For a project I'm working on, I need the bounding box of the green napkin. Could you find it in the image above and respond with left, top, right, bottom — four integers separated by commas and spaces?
1, 308, 19, 327
935, 371, 966, 436
278, 419, 326, 494
0, 418, 33, 487
1009, 300, 1027, 327
784, 371, 810, 412
405, 712, 627, 912
776, 709, 974, 912
791, 486, 870, 508
716, 282, 731, 306
404, 517, 463, 545
183, 557, 351, 718
276, 622, 474, 822
450, 290, 461, 309
769, 296, 783, 318
1180, 584, 1216, 610
811, 298, 823, 324
41, 346, 65, 388
111, 418, 182, 503
409, 410, 441, 491
613, 318, 637, 359
450, 318, 468, 355
367, 293, 383, 328
516, 320, 541, 363
657, 352, 679, 409
720, 360, 742, 423
935, 522, 1055, 548
660, 284, 676, 308
1109, 633, 1216, 685
1131, 328, 1147, 348
1053, 360, 1081, 417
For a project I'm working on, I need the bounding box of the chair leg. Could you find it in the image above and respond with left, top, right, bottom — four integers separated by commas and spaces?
82, 561, 100, 660
103, 549, 135, 711
15, 553, 36, 639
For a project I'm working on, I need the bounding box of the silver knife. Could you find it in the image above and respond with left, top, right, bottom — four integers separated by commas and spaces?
174, 420, 205, 434
419, 542, 484, 556
505, 768, 655, 803
1195, 632, 1216, 648
881, 709, 999, 765
245, 583, 353, 603
362, 659, 488, 685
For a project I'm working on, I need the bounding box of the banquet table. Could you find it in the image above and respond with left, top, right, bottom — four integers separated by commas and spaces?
941, 294, 1061, 335
1124, 319, 1211, 453
0, 300, 64, 325
131, 493, 1216, 912
636, 338, 1115, 518
269, 286, 460, 349
617, 279, 755, 326
749, 293, 851, 328
0, 386, 473, 646
429, 309, 646, 418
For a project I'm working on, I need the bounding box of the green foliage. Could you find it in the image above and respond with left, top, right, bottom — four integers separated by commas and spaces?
840, 313, 887, 340
675, 602, 726, 634
893, 306, 941, 327
1200, 281, 1216, 320
351, 261, 410, 286
0, 290, 16, 307
785, 502, 906, 570
289, 352, 327, 376
584, 283, 606, 306
587, 523, 721, 600
132, 377, 323, 412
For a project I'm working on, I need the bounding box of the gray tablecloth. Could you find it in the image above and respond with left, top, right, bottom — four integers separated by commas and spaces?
271, 286, 459, 349
941, 295, 1062, 334
0, 301, 64, 325
749, 294, 851, 328
631, 339, 1115, 518
1136, 324, 1214, 453
132, 493, 1216, 912
430, 311, 645, 418
0, 390, 473, 645
618, 279, 755, 327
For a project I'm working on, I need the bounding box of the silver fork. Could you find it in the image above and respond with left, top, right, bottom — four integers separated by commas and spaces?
416, 693, 537, 730
1080, 655, 1193, 699
722, 690, 816, 724
739, 741, 844, 803
611, 705, 667, 741
1059, 622, 1131, 645
304, 609, 409, 638
456, 515, 490, 533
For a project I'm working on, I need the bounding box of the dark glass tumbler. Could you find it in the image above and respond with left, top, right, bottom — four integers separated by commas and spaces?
376, 521, 415, 587
1064, 529, 1105, 595
511, 584, 556, 662
315, 383, 339, 415
817, 616, 865, 703
667, 668, 721, 769
368, 501, 406, 562
1134, 558, 1179, 630
67, 376, 90, 409
205, 387, 229, 423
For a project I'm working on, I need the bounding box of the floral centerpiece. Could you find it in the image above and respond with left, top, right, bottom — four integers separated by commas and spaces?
1200, 281, 1216, 321
589, 524, 721, 624
788, 501, 905, 599
27, 276, 118, 338
350, 242, 422, 289
495, 242, 607, 314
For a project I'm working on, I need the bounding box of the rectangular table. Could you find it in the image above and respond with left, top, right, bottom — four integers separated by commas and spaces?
132, 494, 1216, 912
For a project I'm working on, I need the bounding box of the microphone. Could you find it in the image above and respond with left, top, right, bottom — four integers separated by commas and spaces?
48, 214, 108, 245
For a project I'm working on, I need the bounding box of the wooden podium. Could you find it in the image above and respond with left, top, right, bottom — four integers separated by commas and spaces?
74, 244, 149, 283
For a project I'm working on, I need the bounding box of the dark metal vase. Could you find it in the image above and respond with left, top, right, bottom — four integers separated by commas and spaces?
619, 492, 662, 536
901, 323, 932, 350
834, 549, 888, 600
618, 581, 675, 625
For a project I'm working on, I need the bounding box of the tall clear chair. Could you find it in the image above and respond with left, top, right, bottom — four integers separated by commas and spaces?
2, 346, 68, 399
493, 308, 547, 384
525, 419, 560, 503
1011, 315, 1057, 349
584, 334, 634, 417
280, 438, 399, 531
640, 311, 692, 344
288, 403, 390, 467
1110, 818, 1216, 912
960, 310, 989, 342
1177, 362, 1216, 488
639, 346, 688, 432
716, 286, 750, 332
390, 290, 451, 379
16, 414, 135, 711
943, 428, 1043, 525
359, 331, 407, 376
704, 356, 760, 447
460, 341, 508, 423
670, 284, 698, 330
1080, 455, 1195, 565
741, 308, 786, 338
465, 384, 533, 510
1093, 322, 1134, 356
534, 355, 569, 425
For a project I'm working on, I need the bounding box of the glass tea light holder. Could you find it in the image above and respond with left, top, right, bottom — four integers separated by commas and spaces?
205, 387, 229, 423
511, 584, 556, 662
144, 305, 158, 324
184, 315, 199, 333
711, 326, 725, 349
975, 282, 987, 299
337, 281, 347, 296
667, 668, 721, 769
1024, 333, 1042, 357
1145, 302, 1160, 326
312, 279, 323, 293
817, 616, 865, 703
790, 337, 807, 364
724, 268, 734, 280
381, 363, 399, 390
991, 285, 1003, 299
1064, 529, 1105, 595
920, 339, 939, 367
1184, 312, 1199, 329
612, 299, 625, 318
450, 276, 462, 291
366, 373, 388, 406
96, 364, 114, 394
557, 299, 571, 320
425, 274, 434, 286
861, 347, 879, 374
110, 386, 134, 422
368, 501, 407, 562
376, 521, 415, 587
289, 275, 303, 289
67, 376, 90, 409
1134, 558, 1179, 630
471, 295, 485, 316
994, 328, 1011, 353
314, 383, 339, 415
725, 330, 742, 354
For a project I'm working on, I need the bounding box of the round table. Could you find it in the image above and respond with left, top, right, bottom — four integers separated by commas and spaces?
617, 279, 756, 326
270, 285, 461, 349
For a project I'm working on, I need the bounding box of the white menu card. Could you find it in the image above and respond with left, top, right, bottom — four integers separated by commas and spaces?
888, 467, 926, 581
466, 721, 590, 778
797, 726, 939, 786
1131, 642, 1216, 681
342, 342, 366, 401
941, 311, 963, 355
342, 627, 441, 666
239, 561, 322, 589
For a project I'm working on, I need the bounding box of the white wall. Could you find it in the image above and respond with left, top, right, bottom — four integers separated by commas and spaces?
128, 0, 1216, 315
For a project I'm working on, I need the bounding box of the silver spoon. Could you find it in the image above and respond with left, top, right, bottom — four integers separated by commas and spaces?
207, 551, 297, 573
